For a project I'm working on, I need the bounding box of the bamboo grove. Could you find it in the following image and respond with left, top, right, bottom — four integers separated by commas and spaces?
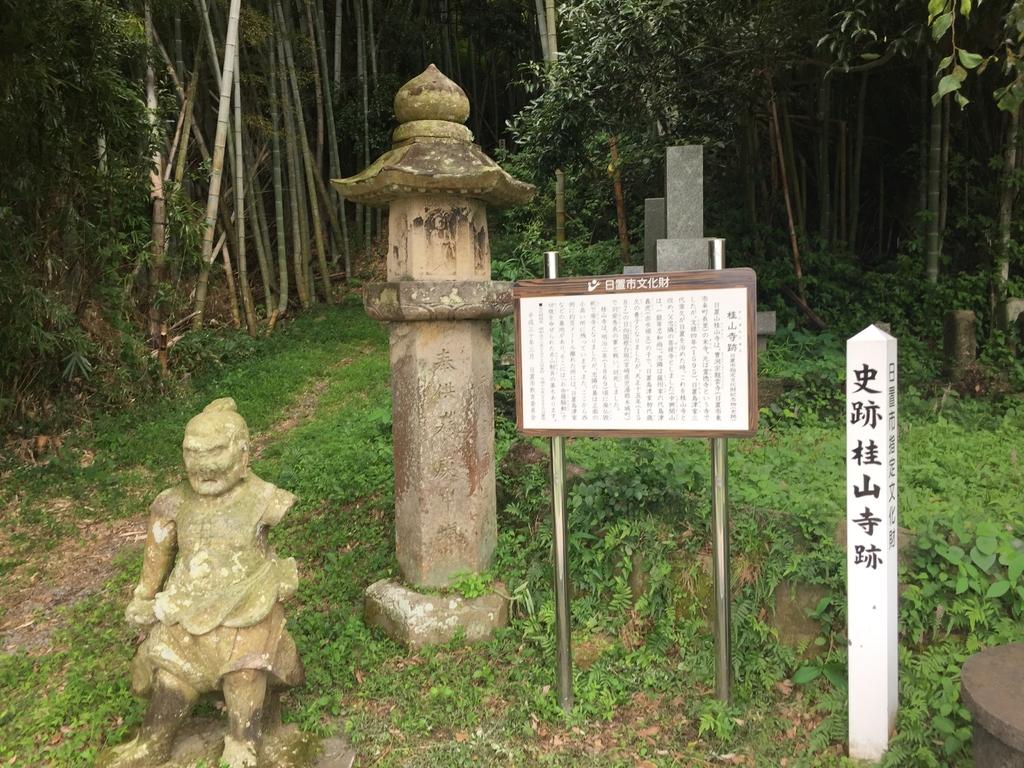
0, 0, 538, 427
3, 0, 1024, 432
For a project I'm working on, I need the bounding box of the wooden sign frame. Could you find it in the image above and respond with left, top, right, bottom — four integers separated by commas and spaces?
513, 268, 758, 438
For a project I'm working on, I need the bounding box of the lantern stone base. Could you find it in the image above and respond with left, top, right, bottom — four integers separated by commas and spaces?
363, 578, 508, 650
961, 643, 1024, 768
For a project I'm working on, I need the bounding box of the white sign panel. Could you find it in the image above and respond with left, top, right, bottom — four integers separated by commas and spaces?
513, 270, 757, 437
846, 325, 898, 760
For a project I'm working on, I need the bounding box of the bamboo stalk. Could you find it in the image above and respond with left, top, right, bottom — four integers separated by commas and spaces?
276, 12, 312, 308
314, 0, 351, 273
276, 0, 334, 302
222, 241, 242, 328
233, 44, 258, 336
246, 141, 276, 308
145, 2, 168, 348
303, 1, 326, 173
192, 0, 244, 330
269, 40, 290, 321
333, 0, 343, 90
768, 80, 805, 301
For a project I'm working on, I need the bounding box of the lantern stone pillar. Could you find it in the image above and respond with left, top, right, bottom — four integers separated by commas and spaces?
333, 65, 534, 648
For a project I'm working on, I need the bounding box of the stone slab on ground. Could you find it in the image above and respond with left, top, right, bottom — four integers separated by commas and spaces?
961, 643, 1024, 767
364, 577, 508, 650
100, 719, 355, 768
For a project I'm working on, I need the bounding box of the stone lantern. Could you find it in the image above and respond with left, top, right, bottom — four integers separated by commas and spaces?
333, 65, 533, 648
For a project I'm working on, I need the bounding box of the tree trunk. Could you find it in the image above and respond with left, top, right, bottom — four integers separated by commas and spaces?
817, 74, 831, 245
145, 2, 168, 347
234, 44, 258, 336
367, 0, 378, 83
303, 2, 326, 173
354, 0, 367, 244
781, 96, 804, 233
248, 158, 276, 310
222, 241, 242, 328
609, 135, 629, 263
277, 0, 333, 301
192, 0, 243, 331
534, 0, 549, 62
555, 169, 566, 244
277, 17, 312, 308
740, 110, 759, 255
544, 0, 558, 61
333, 0, 343, 91
849, 72, 867, 248
835, 119, 846, 246
269, 41, 291, 320
925, 92, 944, 283
996, 104, 1021, 326
939, 93, 951, 252
314, 0, 351, 274
768, 82, 806, 301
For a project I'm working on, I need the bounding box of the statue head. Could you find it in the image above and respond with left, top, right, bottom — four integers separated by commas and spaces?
182, 398, 250, 496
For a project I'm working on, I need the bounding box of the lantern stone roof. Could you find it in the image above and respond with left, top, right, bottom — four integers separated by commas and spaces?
332, 65, 534, 208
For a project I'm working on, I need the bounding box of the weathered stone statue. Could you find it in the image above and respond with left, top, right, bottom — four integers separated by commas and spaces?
99, 398, 304, 768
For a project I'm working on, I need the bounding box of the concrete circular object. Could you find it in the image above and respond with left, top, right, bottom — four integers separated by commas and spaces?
961, 643, 1024, 766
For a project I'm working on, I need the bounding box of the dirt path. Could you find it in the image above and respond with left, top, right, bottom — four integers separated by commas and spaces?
0, 369, 348, 655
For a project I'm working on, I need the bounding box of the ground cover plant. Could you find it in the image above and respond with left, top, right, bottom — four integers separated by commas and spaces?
1, 286, 1022, 766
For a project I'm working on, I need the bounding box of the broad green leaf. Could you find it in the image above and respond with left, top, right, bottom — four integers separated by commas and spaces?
936, 74, 963, 101
792, 666, 822, 685
822, 663, 847, 690
936, 54, 953, 74
933, 715, 956, 735
940, 545, 965, 564
970, 546, 996, 572
976, 521, 999, 538
996, 81, 1024, 113
986, 580, 1011, 598
1008, 551, 1024, 583
960, 0, 972, 15
932, 11, 954, 41
955, 92, 970, 108
956, 575, 969, 594
976, 536, 998, 555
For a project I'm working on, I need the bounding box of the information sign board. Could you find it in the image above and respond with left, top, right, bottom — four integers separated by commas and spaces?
513, 269, 757, 437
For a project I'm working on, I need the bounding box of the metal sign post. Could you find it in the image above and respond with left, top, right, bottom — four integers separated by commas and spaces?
545, 251, 574, 713
709, 238, 732, 703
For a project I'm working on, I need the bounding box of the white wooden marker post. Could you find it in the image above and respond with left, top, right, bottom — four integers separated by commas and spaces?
846, 325, 898, 760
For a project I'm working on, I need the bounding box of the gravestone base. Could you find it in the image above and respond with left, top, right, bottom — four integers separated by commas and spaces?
962, 643, 1024, 768
364, 578, 508, 650
98, 718, 355, 768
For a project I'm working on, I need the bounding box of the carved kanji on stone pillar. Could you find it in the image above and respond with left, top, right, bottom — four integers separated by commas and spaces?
333, 65, 533, 648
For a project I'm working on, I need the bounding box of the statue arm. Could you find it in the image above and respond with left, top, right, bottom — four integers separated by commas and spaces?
261, 486, 297, 527
125, 491, 179, 627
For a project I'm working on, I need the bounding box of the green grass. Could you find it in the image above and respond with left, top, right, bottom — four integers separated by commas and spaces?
2, 302, 1022, 766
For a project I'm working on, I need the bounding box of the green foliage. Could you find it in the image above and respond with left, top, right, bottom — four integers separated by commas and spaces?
2, 288, 1024, 766
0, 0, 151, 431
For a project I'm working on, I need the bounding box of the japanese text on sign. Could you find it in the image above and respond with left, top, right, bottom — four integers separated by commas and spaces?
513, 270, 757, 437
